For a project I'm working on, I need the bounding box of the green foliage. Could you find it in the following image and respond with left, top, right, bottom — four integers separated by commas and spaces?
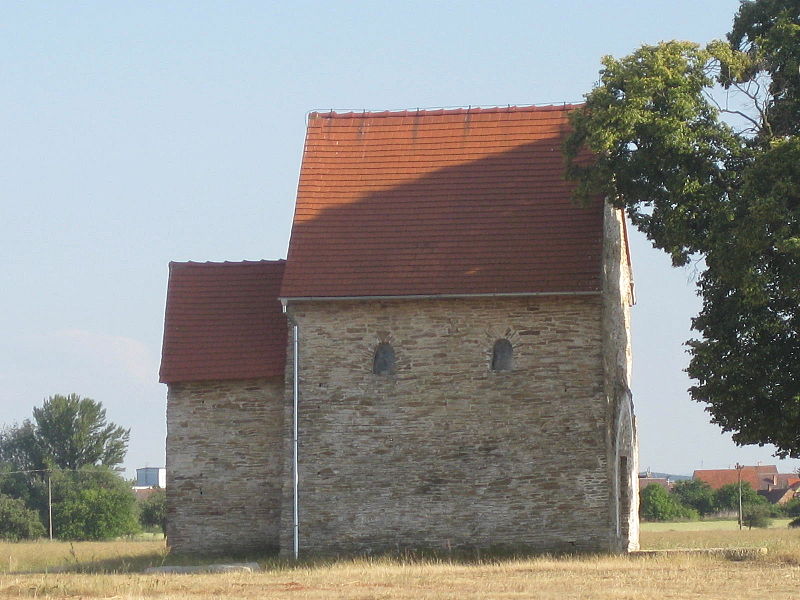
0, 396, 136, 541
781, 497, 800, 517
0, 493, 45, 540
565, 0, 800, 457
1, 394, 129, 472
727, 0, 800, 138
714, 482, 766, 511
138, 488, 166, 535
51, 466, 139, 541
742, 502, 773, 528
671, 479, 717, 516
640, 484, 699, 521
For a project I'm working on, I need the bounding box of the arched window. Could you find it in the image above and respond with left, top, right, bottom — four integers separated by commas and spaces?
491, 339, 513, 372
372, 342, 396, 375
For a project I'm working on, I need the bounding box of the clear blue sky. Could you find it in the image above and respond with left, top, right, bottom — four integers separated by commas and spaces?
3, 0, 797, 479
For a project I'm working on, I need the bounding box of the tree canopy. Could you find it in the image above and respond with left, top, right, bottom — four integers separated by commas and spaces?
565, 0, 800, 457
0, 394, 129, 471
714, 481, 766, 511
671, 479, 717, 516
640, 483, 698, 521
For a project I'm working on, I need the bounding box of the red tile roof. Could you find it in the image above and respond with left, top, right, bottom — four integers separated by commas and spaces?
159, 260, 287, 383
693, 465, 779, 491
280, 104, 603, 299
638, 477, 670, 491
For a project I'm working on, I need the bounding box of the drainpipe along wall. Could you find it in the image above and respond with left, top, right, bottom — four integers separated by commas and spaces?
292, 319, 300, 559
283, 305, 300, 560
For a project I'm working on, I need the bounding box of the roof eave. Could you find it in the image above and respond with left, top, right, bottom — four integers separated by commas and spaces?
280, 290, 601, 304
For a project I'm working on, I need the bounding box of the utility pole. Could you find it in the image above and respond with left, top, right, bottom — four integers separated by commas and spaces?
736, 463, 743, 530
48, 472, 53, 540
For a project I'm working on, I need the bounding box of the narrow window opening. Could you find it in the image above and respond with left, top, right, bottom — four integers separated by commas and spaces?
372, 342, 396, 375
491, 339, 513, 371
618, 455, 630, 538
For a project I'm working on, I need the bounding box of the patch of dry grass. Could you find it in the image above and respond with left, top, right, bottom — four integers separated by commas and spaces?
0, 539, 167, 574
1, 529, 799, 599
641, 518, 792, 532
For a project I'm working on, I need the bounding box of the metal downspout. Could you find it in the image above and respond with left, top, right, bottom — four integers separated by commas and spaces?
292, 321, 300, 559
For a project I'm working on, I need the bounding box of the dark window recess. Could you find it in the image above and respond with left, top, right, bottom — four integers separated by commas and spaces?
491, 339, 513, 371
373, 343, 396, 375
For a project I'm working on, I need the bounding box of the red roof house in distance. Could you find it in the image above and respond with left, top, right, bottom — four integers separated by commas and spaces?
160, 104, 639, 557
693, 465, 779, 491
693, 465, 800, 504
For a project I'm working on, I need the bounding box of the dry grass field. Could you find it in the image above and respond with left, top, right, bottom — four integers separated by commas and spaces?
1, 527, 799, 599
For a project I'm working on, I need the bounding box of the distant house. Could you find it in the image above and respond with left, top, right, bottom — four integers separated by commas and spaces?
759, 485, 799, 505
160, 105, 640, 557
638, 476, 671, 492
693, 465, 800, 504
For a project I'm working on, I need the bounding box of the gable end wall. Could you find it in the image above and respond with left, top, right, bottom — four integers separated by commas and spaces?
166, 376, 284, 555
281, 295, 612, 556
601, 204, 639, 551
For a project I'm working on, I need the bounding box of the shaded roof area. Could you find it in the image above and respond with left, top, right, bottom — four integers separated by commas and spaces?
693, 465, 780, 491
159, 261, 287, 383
638, 477, 670, 491
281, 105, 604, 299
759, 488, 796, 504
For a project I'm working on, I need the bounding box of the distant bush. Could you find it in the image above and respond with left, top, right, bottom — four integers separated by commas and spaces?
0, 493, 45, 540
781, 498, 800, 517
640, 484, 699, 521
788, 516, 800, 528
671, 480, 716, 516
138, 488, 166, 535
51, 466, 139, 540
742, 503, 772, 529
715, 482, 766, 512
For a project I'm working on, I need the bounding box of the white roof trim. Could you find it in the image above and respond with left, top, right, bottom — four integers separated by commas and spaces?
280, 290, 600, 305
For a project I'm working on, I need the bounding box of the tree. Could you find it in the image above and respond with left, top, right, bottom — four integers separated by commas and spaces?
671, 479, 716, 516
138, 488, 166, 535
50, 466, 139, 540
782, 497, 800, 517
565, 0, 800, 457
0, 494, 45, 541
640, 484, 698, 521
743, 502, 772, 528
0, 394, 129, 471
714, 482, 766, 512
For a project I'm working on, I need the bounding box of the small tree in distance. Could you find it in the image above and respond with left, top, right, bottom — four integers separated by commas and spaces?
742, 503, 772, 529
0, 494, 45, 540
715, 482, 766, 512
51, 466, 139, 540
640, 484, 699, 521
138, 488, 166, 535
671, 479, 716, 516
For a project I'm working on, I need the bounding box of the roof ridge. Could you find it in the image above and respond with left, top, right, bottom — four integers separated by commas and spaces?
309, 103, 583, 120
170, 259, 286, 268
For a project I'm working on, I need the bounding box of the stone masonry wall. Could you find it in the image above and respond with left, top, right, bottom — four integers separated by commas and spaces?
601, 204, 639, 551
166, 377, 284, 555
281, 295, 612, 556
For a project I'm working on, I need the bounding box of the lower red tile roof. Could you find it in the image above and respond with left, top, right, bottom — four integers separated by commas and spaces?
280, 104, 603, 299
693, 465, 780, 491
159, 260, 287, 383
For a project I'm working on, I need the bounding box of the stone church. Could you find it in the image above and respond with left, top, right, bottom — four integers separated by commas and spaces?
159, 104, 639, 557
